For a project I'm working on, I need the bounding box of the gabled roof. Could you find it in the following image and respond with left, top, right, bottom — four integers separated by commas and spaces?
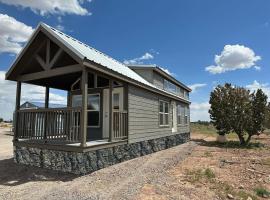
6, 22, 191, 103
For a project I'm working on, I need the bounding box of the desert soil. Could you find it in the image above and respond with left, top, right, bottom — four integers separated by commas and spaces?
0, 127, 269, 200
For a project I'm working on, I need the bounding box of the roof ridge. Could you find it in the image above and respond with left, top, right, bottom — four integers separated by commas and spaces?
41, 23, 127, 68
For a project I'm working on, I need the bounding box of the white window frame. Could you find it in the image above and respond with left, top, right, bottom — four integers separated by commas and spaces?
87, 93, 100, 128
159, 100, 169, 127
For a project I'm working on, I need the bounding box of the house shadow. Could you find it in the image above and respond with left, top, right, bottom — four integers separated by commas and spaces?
191, 138, 264, 149
0, 157, 79, 186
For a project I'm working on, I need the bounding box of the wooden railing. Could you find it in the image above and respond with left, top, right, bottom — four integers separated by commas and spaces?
113, 111, 128, 139
16, 107, 81, 143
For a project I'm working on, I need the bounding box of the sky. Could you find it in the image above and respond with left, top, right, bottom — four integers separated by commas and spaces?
0, 0, 270, 121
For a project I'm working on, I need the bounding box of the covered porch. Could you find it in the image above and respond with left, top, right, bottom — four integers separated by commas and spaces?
8, 28, 128, 150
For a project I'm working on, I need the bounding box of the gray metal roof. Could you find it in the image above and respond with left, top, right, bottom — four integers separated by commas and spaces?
6, 22, 190, 102
41, 23, 191, 97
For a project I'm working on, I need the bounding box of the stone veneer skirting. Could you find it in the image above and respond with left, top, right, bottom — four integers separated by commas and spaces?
14, 132, 190, 174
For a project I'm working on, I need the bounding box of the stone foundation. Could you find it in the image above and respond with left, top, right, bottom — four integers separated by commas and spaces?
14, 132, 190, 174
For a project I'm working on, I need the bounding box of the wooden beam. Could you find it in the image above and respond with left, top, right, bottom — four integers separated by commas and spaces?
109, 79, 113, 142
14, 81, 21, 141
35, 54, 47, 70
46, 39, 50, 66
45, 87, 49, 108
80, 67, 88, 147
17, 64, 81, 82
48, 48, 63, 69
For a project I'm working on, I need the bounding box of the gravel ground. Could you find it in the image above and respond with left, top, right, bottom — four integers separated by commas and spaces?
0, 127, 197, 200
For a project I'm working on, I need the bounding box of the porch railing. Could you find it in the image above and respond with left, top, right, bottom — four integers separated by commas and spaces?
15, 108, 128, 143
113, 111, 128, 140
16, 107, 81, 143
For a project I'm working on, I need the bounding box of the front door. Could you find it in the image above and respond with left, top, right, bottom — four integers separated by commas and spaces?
103, 87, 124, 138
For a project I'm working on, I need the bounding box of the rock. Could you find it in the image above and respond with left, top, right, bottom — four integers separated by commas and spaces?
262, 194, 268, 198
239, 185, 244, 189
227, 194, 234, 199
246, 197, 252, 200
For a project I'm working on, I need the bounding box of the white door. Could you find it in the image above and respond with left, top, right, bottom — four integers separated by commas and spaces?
102, 88, 124, 138
172, 101, 177, 133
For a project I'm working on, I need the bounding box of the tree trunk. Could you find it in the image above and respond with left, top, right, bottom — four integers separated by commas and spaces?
237, 133, 246, 145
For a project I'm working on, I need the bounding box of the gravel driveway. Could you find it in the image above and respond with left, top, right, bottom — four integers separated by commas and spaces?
0, 127, 197, 200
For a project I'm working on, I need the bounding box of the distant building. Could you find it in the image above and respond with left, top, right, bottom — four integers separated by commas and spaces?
20, 101, 66, 109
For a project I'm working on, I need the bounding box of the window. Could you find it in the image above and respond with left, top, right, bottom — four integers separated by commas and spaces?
87, 94, 100, 127
164, 79, 177, 94
179, 88, 184, 97
184, 90, 189, 100
71, 94, 100, 127
72, 95, 82, 107
159, 101, 169, 126
113, 93, 120, 110
177, 105, 182, 125
184, 106, 189, 124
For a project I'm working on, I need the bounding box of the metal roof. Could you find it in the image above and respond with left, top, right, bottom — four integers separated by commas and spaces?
7, 22, 190, 102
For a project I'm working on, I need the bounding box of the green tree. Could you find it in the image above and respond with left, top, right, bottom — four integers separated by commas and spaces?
0, 118, 3, 123
245, 89, 268, 143
230, 86, 252, 145
263, 103, 270, 129
209, 84, 268, 145
209, 83, 233, 135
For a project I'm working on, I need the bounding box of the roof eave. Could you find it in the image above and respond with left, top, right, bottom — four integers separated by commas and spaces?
84, 60, 191, 104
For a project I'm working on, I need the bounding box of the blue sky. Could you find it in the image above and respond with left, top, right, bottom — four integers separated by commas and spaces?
0, 0, 270, 120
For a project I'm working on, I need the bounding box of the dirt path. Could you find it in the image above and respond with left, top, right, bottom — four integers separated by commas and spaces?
0, 127, 197, 200
0, 127, 269, 200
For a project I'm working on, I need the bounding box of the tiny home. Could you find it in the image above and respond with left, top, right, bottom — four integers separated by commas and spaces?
6, 23, 191, 174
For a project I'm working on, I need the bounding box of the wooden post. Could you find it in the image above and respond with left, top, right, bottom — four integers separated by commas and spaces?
109, 79, 113, 142
80, 68, 88, 147
44, 87, 49, 141
67, 91, 71, 107
14, 81, 21, 141
45, 86, 49, 108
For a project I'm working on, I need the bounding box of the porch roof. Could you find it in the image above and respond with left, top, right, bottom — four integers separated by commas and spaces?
6, 23, 190, 103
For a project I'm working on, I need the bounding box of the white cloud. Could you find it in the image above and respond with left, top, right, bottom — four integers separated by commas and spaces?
0, 14, 34, 54
124, 52, 154, 65
0, 71, 66, 120
205, 44, 261, 74
246, 80, 270, 98
0, 0, 91, 16
55, 24, 65, 31
254, 66, 261, 71
190, 102, 210, 122
188, 83, 207, 92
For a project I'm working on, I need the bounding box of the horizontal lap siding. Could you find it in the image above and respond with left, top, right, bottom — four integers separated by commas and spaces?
128, 85, 182, 143
128, 85, 190, 143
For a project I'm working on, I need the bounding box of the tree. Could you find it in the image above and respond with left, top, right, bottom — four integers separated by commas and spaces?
230, 86, 252, 145
209, 83, 233, 135
209, 84, 268, 146
263, 103, 270, 129
245, 89, 268, 143
0, 118, 3, 123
